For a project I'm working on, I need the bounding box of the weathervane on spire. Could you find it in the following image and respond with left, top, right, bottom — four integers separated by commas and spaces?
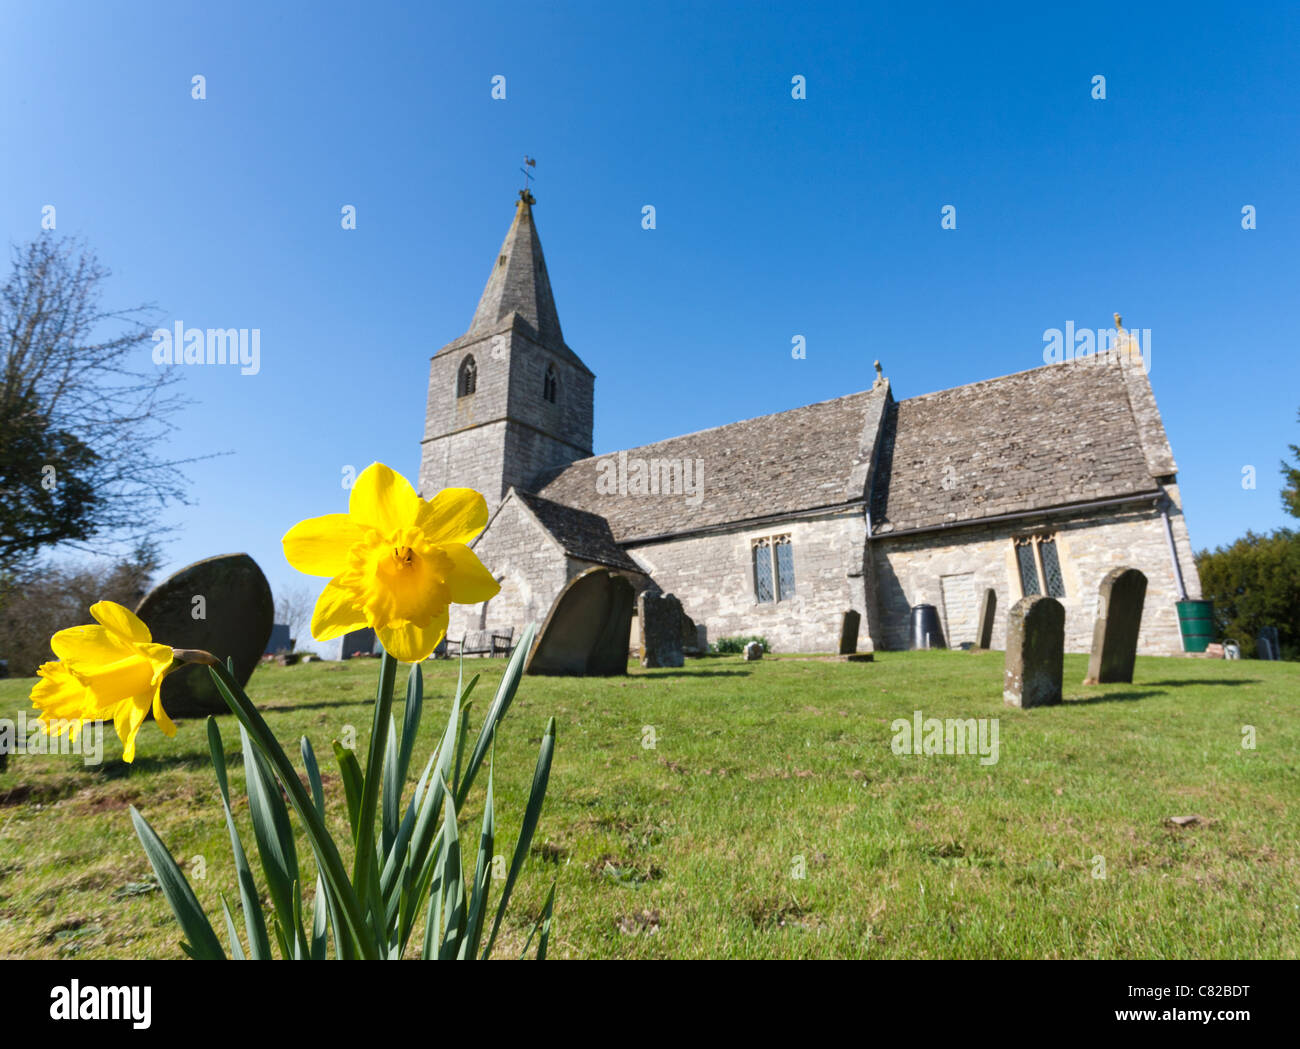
520, 155, 536, 203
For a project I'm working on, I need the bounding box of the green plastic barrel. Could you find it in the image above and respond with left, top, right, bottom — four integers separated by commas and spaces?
1176, 599, 1215, 653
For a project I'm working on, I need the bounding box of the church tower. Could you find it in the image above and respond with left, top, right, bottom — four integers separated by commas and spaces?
419, 191, 595, 511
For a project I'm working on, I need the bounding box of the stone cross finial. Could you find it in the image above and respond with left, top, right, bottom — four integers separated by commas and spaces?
874, 360, 883, 380
1113, 312, 1123, 333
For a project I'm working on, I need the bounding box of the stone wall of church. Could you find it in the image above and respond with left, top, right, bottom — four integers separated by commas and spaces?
624, 509, 869, 653
419, 420, 511, 509
870, 489, 1201, 655
446, 495, 568, 644
506, 332, 594, 468
420, 329, 593, 510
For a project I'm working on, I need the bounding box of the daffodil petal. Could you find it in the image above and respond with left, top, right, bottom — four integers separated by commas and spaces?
283, 513, 364, 577
349, 463, 422, 534
116, 699, 148, 764
90, 601, 152, 644
50, 624, 131, 664
310, 579, 368, 641
152, 689, 176, 737
417, 487, 489, 545
377, 610, 449, 663
436, 544, 501, 604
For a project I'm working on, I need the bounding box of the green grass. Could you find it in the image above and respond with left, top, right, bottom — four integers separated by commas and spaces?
1, 651, 1297, 959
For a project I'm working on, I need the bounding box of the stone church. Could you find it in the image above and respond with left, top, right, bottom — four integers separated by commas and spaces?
419, 191, 1202, 656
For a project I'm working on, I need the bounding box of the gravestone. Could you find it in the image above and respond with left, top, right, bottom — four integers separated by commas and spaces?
838, 610, 861, 655
680, 612, 703, 656
639, 591, 685, 668
1084, 567, 1147, 684
1256, 626, 1280, 661
975, 588, 997, 650
743, 641, 763, 661
134, 553, 274, 718
526, 567, 635, 676
265, 623, 292, 655
1003, 596, 1064, 708
342, 628, 377, 658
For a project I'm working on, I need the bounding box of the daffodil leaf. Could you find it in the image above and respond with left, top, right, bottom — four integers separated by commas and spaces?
207, 664, 376, 959
381, 713, 401, 857
460, 747, 494, 959
436, 780, 465, 960
239, 724, 301, 956
332, 741, 364, 839
482, 715, 555, 958
352, 651, 397, 912
207, 718, 271, 961
459, 622, 536, 808
220, 894, 246, 960
536, 880, 557, 961
130, 805, 225, 961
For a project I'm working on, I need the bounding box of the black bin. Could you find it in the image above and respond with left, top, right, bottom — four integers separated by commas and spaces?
910, 604, 946, 650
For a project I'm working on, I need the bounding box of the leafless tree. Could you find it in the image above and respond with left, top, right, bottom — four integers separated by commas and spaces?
0, 235, 204, 573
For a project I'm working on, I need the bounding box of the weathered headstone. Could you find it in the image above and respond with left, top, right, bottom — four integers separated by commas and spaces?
680, 612, 703, 656
975, 588, 997, 650
342, 628, 377, 658
526, 567, 635, 676
265, 623, 292, 655
1084, 567, 1147, 684
1257, 626, 1280, 661
743, 641, 763, 661
1003, 596, 1064, 708
639, 591, 685, 668
135, 553, 274, 718
838, 610, 861, 655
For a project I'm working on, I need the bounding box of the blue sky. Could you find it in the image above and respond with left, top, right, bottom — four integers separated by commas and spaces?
2, 0, 1297, 620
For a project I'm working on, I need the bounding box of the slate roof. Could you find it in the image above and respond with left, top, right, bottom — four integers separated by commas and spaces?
534, 351, 1172, 543
869, 354, 1166, 533
536, 385, 888, 542
514, 490, 644, 572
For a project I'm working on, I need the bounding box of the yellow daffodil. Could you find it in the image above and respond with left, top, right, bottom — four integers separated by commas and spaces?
283, 463, 500, 662
30, 601, 177, 763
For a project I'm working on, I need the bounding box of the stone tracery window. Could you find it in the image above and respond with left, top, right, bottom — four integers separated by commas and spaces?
1014, 534, 1066, 598
752, 534, 795, 603
458, 355, 477, 397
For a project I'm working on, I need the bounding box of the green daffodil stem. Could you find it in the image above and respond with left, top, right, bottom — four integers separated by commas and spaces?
352, 648, 398, 916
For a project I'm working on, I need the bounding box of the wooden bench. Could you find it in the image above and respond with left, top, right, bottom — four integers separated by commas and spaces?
443, 627, 515, 659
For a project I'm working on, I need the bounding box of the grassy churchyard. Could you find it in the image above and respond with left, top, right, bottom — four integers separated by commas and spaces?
1, 650, 1297, 960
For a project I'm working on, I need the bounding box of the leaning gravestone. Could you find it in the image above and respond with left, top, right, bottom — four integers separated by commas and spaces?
743, 641, 763, 661
975, 588, 997, 650
838, 610, 861, 655
1084, 567, 1147, 684
135, 553, 274, 718
1003, 596, 1064, 708
527, 567, 635, 676
639, 591, 684, 668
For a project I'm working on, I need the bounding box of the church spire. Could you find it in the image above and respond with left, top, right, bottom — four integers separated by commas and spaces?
467, 189, 564, 348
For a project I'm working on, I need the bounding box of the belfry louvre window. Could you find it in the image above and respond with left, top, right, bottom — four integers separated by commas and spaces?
543, 363, 558, 403
458, 355, 477, 397
752, 534, 795, 603
1014, 534, 1066, 598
